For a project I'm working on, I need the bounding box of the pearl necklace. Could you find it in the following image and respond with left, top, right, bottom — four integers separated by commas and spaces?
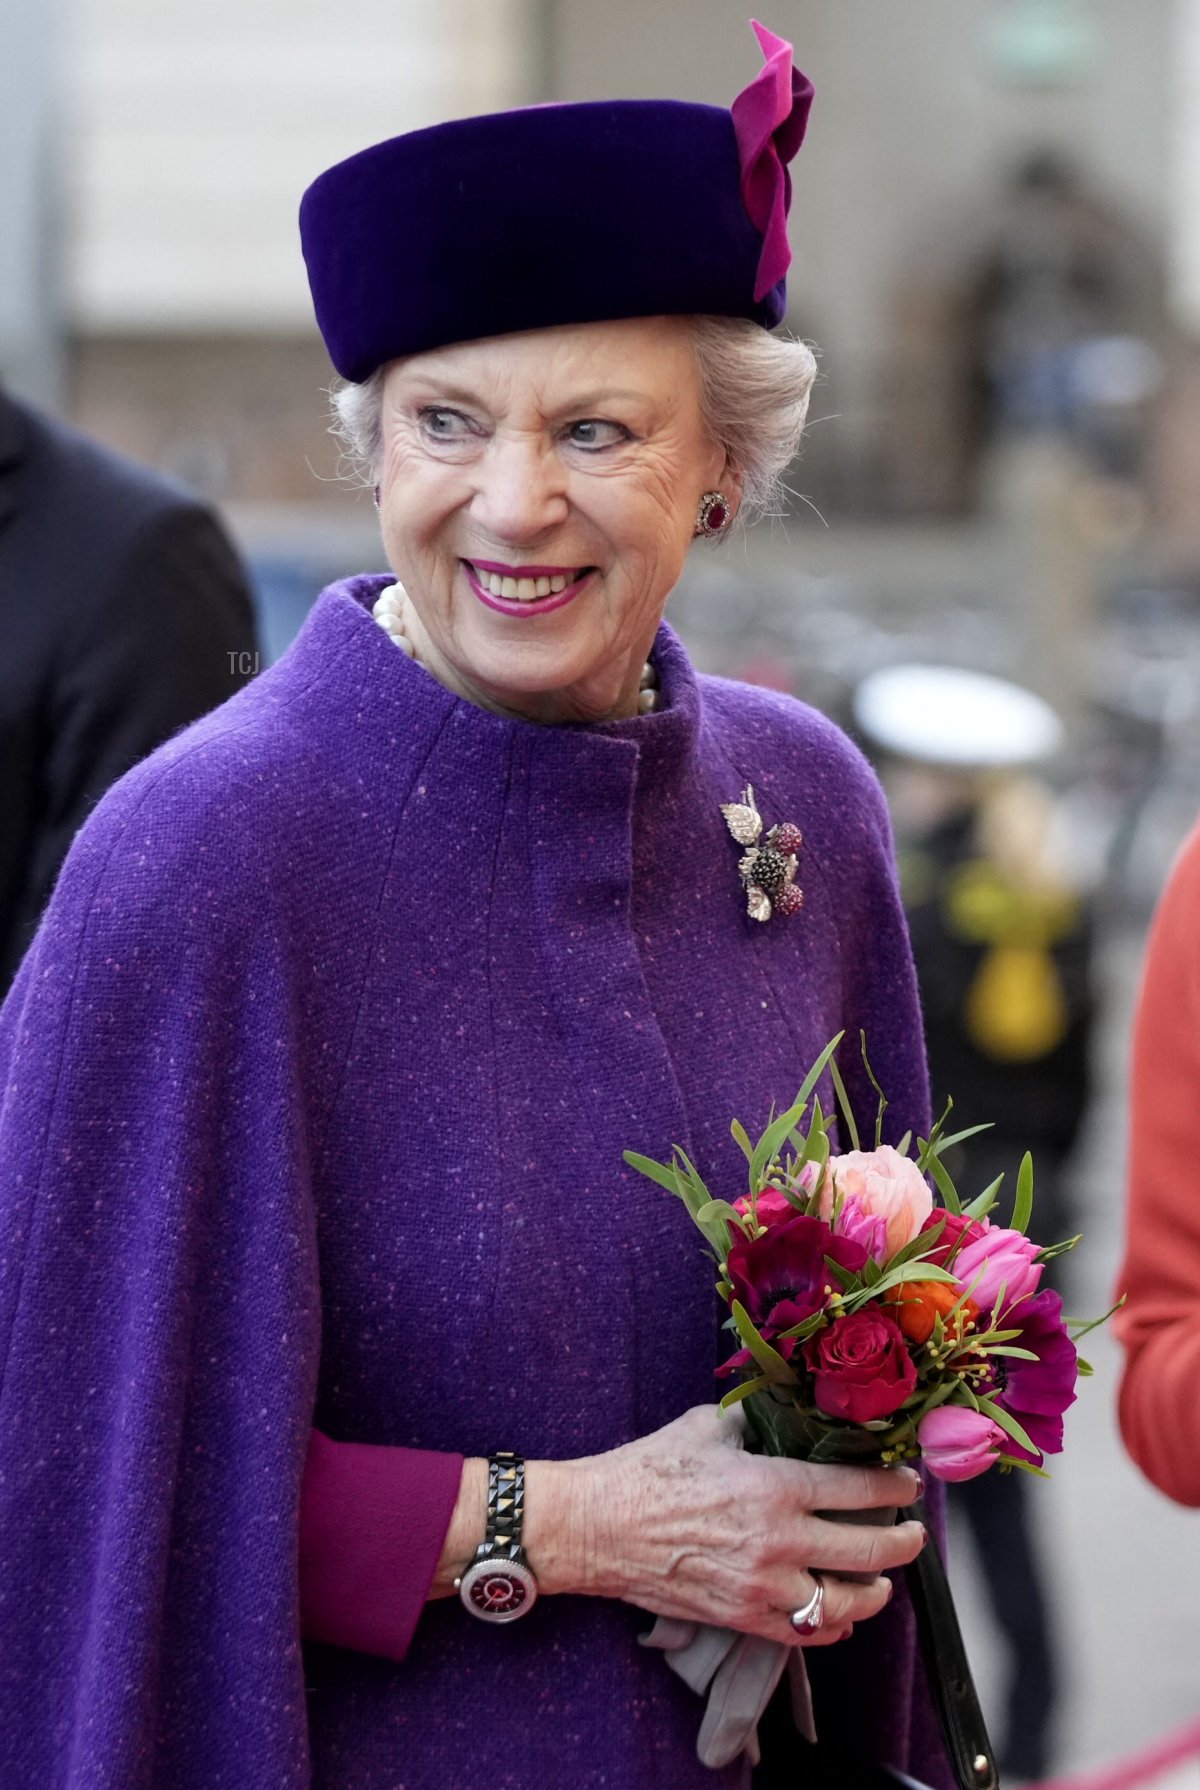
370, 582, 660, 713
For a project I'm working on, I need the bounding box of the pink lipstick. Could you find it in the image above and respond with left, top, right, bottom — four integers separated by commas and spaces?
463, 561, 593, 617
471, 559, 582, 579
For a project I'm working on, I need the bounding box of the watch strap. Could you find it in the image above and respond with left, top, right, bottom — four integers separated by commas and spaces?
482, 1451, 526, 1557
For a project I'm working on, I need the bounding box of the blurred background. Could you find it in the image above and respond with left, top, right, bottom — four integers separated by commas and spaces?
4, 0, 1200, 1781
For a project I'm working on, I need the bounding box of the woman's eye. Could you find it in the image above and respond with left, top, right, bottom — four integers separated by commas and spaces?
418, 407, 478, 440
564, 419, 630, 451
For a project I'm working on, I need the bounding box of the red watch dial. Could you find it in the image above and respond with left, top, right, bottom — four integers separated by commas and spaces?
469, 1571, 529, 1617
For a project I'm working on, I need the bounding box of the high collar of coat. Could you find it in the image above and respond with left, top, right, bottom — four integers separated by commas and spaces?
294, 572, 706, 797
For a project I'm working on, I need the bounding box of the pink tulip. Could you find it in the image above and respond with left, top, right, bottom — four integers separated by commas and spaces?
918, 1407, 1005, 1482
952, 1225, 1043, 1319
836, 1192, 891, 1262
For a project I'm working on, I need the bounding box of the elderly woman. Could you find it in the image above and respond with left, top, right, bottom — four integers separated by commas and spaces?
0, 24, 950, 1790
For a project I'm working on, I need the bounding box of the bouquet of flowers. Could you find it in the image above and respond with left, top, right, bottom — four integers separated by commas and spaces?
626, 1031, 1108, 1482
625, 1032, 1113, 1781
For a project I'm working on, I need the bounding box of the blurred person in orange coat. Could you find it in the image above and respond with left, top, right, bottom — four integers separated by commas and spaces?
1116, 821, 1200, 1506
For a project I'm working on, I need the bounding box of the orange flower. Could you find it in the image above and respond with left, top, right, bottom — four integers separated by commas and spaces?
884, 1279, 976, 1346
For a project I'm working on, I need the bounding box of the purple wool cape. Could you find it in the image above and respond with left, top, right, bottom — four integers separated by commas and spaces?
0, 576, 951, 1790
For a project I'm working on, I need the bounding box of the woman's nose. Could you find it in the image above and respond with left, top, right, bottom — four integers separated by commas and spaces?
469, 435, 569, 542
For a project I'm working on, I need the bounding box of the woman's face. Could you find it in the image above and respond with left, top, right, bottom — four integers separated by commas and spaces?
375, 316, 730, 724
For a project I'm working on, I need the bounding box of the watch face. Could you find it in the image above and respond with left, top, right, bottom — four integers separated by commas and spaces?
459, 1557, 539, 1623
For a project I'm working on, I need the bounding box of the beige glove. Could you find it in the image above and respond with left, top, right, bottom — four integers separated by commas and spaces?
639, 1617, 817, 1769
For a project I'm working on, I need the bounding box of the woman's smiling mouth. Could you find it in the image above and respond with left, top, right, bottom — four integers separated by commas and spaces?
463, 560, 595, 614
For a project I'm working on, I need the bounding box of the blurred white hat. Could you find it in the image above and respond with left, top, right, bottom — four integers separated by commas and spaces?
853, 664, 1064, 768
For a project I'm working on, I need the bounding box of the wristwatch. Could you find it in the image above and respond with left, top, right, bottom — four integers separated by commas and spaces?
455, 1451, 539, 1623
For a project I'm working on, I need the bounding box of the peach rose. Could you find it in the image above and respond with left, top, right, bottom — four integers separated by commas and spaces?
820, 1146, 933, 1262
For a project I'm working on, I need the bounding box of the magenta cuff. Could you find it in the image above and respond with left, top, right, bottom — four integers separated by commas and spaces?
299, 1428, 464, 1661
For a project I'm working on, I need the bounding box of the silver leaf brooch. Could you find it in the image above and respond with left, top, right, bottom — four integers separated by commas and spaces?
720, 785, 805, 923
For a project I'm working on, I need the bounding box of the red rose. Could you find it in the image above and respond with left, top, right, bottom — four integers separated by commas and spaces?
802, 1309, 917, 1423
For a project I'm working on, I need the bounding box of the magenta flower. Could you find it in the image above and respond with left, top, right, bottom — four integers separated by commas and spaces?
988, 1288, 1078, 1465
953, 1224, 1043, 1319
718, 1213, 867, 1376
918, 1407, 1005, 1482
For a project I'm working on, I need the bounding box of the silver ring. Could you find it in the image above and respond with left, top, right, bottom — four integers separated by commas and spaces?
789, 1576, 825, 1636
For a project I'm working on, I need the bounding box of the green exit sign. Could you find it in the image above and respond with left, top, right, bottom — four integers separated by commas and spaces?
986, 0, 1098, 86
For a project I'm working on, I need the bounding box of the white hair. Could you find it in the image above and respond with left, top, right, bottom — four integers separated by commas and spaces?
328, 315, 818, 528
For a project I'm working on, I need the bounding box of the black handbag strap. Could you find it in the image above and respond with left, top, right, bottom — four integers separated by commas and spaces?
905, 1499, 999, 1790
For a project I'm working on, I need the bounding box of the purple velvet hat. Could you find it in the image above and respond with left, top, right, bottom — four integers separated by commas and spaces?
300, 21, 813, 381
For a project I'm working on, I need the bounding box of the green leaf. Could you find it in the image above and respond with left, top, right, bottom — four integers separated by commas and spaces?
925, 1149, 963, 1217
983, 1346, 1039, 1361
773, 1310, 828, 1345
928, 1121, 995, 1156
1011, 1152, 1035, 1235
695, 1199, 746, 1229
1035, 1234, 1082, 1263
824, 1256, 859, 1293
623, 1150, 685, 1198
719, 1374, 769, 1410
905, 1378, 963, 1422
976, 1395, 1039, 1459
862, 1254, 884, 1288
915, 1096, 955, 1173
1067, 1295, 1125, 1343
997, 1454, 1052, 1479
886, 1214, 948, 1271
799, 1123, 831, 1175
747, 1034, 844, 1192
964, 1175, 1005, 1222
846, 1260, 959, 1308
730, 1119, 754, 1164
1076, 1357, 1094, 1377
730, 1299, 798, 1385
895, 1130, 913, 1158
859, 1031, 889, 1149
828, 1051, 861, 1154
672, 1146, 714, 1207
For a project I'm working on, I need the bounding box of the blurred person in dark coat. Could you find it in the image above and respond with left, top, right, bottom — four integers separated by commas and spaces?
855, 665, 1097, 1784
0, 385, 258, 990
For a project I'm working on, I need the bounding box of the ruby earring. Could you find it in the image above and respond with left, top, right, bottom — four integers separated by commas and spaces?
695, 490, 732, 537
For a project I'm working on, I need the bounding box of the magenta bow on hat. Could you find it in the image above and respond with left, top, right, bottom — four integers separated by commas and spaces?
731, 20, 815, 303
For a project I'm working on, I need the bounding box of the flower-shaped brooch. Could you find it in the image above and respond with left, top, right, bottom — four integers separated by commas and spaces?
720, 784, 805, 923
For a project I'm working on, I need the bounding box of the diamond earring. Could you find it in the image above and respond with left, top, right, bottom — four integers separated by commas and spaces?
695, 491, 732, 537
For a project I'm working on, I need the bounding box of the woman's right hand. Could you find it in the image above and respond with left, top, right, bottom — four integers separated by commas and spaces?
528, 1404, 927, 1648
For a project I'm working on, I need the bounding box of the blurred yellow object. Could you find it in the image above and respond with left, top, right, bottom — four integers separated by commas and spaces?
964, 942, 1070, 1062
943, 861, 1081, 1062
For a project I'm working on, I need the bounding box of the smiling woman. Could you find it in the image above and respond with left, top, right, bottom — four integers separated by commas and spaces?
329, 315, 816, 724
363, 316, 743, 724
0, 21, 951, 1790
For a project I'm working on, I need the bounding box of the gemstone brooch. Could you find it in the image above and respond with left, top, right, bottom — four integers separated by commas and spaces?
720, 785, 804, 923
